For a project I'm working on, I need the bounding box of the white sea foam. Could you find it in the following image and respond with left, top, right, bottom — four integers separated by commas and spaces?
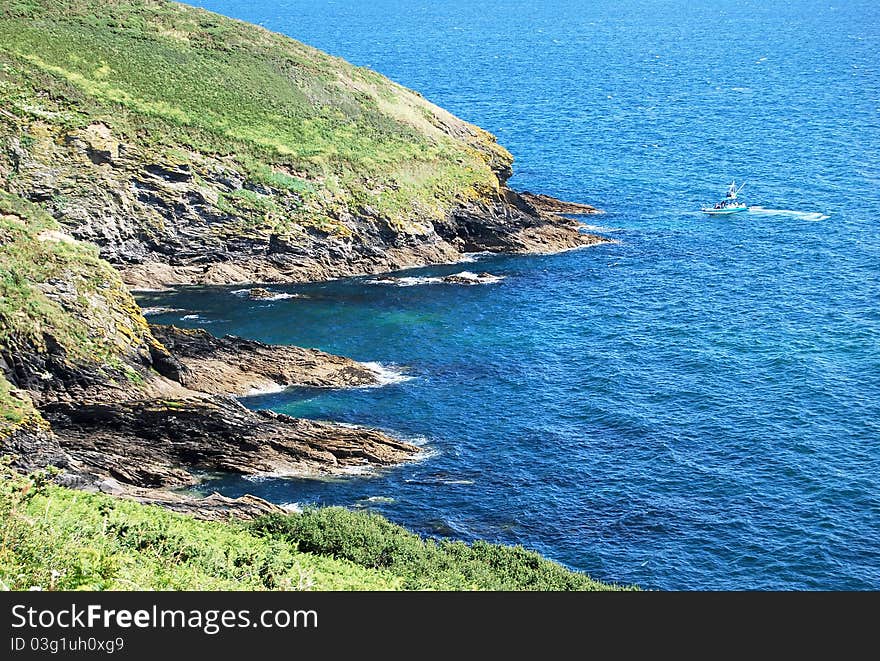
141, 306, 184, 316
369, 275, 443, 286
244, 381, 288, 396
400, 434, 431, 447
361, 496, 395, 504
368, 270, 505, 287
447, 270, 505, 284
458, 251, 493, 263
181, 314, 200, 320
748, 206, 830, 222
243, 471, 297, 482
580, 223, 622, 233
408, 445, 440, 464
281, 502, 304, 513
231, 288, 301, 301
340, 464, 373, 476
360, 362, 415, 386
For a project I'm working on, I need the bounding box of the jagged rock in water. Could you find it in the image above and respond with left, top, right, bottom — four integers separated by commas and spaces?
150, 324, 380, 395
518, 191, 603, 216
41, 396, 420, 488
247, 287, 274, 299
441, 271, 503, 285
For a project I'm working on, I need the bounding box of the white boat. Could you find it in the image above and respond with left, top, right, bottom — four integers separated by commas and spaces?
702, 181, 748, 215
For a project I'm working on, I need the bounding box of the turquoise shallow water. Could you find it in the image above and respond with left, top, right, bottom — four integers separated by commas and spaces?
146, 0, 880, 589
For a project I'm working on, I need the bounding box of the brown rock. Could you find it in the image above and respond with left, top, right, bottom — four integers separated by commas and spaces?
519, 191, 603, 215
150, 324, 380, 395
247, 287, 274, 299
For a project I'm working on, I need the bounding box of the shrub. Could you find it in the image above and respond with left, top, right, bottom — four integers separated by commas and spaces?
252, 507, 627, 591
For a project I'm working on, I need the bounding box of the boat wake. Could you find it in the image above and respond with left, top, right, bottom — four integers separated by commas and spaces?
748, 206, 830, 221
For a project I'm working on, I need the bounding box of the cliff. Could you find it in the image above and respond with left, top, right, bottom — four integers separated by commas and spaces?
0, 0, 602, 289
0, 0, 605, 512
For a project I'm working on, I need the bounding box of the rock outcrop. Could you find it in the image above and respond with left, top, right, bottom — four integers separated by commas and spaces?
519, 191, 603, 216
150, 324, 381, 395
43, 397, 417, 488
0, 1, 607, 290
2, 119, 606, 289
0, 193, 420, 515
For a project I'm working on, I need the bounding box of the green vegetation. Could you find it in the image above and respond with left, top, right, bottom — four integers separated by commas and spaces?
0, 461, 400, 590
0, 190, 153, 428
252, 508, 625, 591
0, 376, 36, 426
0, 3, 621, 592
0, 0, 509, 232
0, 463, 625, 590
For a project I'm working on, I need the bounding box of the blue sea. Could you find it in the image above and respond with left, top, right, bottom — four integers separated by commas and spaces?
145, 0, 880, 589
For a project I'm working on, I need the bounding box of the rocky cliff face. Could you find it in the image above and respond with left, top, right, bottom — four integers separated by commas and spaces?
1, 115, 602, 289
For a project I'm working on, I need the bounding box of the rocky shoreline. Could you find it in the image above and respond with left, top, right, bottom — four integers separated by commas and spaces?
150, 324, 383, 395
44, 397, 418, 488
518, 191, 603, 216
2, 319, 422, 517
3, 97, 608, 292
1, 188, 606, 518
115, 188, 609, 290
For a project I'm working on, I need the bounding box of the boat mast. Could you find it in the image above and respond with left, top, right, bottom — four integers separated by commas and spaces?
726, 180, 746, 200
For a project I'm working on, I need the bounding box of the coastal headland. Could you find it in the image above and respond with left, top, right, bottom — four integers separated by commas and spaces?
0, 0, 607, 515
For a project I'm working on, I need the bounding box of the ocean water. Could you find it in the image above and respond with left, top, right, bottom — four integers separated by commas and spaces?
144, 0, 880, 589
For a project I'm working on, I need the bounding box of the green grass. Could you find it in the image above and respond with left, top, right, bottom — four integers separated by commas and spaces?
0, 376, 35, 427
0, 0, 509, 230
0, 463, 400, 590
0, 190, 154, 426
0, 463, 627, 590
0, 2, 624, 592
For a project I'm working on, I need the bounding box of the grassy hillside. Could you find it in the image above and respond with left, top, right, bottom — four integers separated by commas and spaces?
0, 460, 400, 590
0, 0, 509, 236
0, 463, 626, 590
